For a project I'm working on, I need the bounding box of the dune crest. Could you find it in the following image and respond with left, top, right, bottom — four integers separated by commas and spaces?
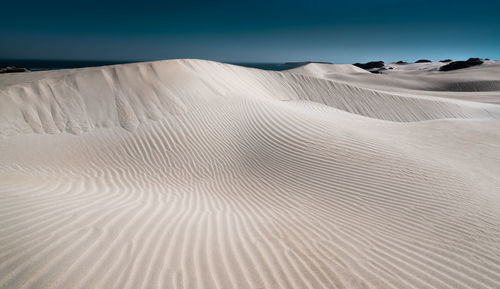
2, 59, 499, 136
1, 59, 500, 289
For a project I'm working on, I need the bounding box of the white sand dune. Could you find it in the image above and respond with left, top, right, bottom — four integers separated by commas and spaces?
294, 61, 500, 104
1, 59, 500, 289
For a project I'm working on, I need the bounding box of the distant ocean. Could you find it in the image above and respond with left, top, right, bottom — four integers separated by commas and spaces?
0, 59, 323, 71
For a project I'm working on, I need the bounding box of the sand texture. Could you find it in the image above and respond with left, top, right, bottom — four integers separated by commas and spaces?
1, 59, 500, 289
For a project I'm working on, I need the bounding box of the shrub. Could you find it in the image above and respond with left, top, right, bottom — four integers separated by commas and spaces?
439, 58, 483, 71
0, 66, 29, 73
353, 61, 385, 70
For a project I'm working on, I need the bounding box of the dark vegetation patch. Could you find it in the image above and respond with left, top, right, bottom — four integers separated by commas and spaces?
353, 61, 385, 70
0, 66, 30, 73
439, 59, 452, 63
439, 58, 484, 71
415, 59, 432, 63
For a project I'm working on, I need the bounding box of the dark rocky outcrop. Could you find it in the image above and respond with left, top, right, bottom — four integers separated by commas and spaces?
415, 59, 432, 63
439, 58, 484, 71
0, 66, 30, 73
396, 61, 408, 64
439, 59, 452, 63
353, 61, 385, 70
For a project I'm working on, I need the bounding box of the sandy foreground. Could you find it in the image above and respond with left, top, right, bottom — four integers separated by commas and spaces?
1, 59, 500, 289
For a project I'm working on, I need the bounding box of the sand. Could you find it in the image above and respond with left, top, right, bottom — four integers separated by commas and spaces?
1, 59, 500, 289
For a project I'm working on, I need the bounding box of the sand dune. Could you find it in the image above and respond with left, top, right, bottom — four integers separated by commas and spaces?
1, 59, 500, 289
295, 61, 500, 104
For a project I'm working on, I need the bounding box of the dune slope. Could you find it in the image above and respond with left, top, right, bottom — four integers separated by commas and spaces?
1, 59, 500, 289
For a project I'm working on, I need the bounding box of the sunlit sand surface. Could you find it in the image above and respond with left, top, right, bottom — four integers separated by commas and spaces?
1, 59, 500, 289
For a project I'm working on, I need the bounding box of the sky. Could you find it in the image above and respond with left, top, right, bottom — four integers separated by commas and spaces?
2, 0, 500, 63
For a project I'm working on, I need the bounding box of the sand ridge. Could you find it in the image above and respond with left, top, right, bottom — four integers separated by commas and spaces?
1, 59, 500, 289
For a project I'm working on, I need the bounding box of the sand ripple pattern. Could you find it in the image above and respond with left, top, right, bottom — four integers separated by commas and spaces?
1, 60, 500, 289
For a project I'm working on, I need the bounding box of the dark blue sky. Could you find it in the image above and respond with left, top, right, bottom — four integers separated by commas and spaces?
2, 0, 499, 63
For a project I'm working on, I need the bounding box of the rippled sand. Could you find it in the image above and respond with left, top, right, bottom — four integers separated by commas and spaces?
1, 59, 500, 289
